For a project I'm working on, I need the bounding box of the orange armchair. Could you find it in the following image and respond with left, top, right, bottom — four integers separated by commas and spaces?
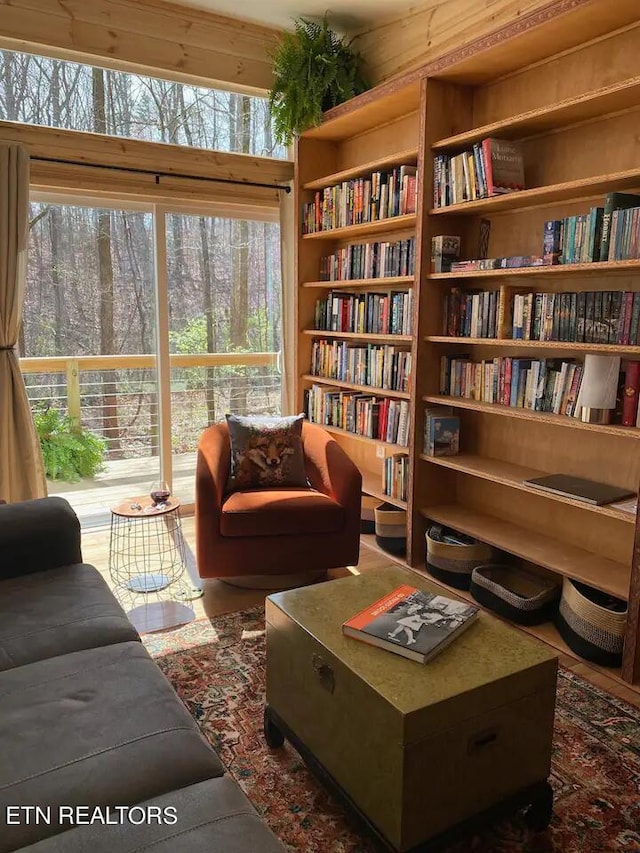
196, 422, 362, 581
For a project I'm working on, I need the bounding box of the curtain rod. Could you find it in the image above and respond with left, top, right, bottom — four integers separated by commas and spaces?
31, 155, 292, 193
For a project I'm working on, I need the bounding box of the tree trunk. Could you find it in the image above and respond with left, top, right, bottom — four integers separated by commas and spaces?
93, 67, 122, 458
229, 94, 251, 415
198, 216, 217, 425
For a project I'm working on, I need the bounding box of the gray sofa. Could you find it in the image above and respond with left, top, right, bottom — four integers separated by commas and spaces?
0, 497, 286, 853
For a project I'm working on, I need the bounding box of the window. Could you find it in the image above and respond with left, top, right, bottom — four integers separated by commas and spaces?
0, 50, 286, 158
22, 200, 282, 521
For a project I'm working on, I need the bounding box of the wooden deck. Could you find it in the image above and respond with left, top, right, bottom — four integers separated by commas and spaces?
50, 452, 197, 528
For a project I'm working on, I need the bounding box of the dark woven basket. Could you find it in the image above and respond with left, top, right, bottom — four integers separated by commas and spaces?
375, 503, 406, 557
470, 564, 561, 625
425, 525, 493, 590
360, 495, 380, 535
555, 578, 627, 667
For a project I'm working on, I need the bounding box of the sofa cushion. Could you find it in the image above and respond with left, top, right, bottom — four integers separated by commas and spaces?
17, 777, 287, 852
221, 488, 344, 537
0, 641, 224, 852
0, 563, 139, 672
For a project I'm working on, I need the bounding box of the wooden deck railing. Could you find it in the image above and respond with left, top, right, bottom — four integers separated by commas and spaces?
21, 352, 280, 450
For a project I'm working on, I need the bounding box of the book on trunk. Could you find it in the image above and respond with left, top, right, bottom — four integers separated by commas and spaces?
342, 584, 479, 663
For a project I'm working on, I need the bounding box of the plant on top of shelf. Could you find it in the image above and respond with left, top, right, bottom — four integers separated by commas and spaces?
268, 15, 369, 146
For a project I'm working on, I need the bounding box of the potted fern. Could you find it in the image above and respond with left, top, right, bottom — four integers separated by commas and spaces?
34, 405, 106, 482
269, 16, 369, 146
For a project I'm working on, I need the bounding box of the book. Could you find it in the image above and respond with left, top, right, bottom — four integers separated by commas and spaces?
622, 361, 640, 426
482, 138, 525, 194
524, 474, 634, 505
423, 413, 460, 456
342, 585, 479, 664
431, 235, 460, 273
599, 192, 640, 261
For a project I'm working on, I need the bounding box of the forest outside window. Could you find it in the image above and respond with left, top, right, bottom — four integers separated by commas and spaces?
0, 49, 287, 159
21, 200, 282, 521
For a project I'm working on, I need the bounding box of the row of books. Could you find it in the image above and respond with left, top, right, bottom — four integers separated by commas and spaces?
433, 138, 524, 208
511, 291, 640, 345
305, 384, 410, 446
311, 339, 412, 392
440, 355, 585, 416
442, 289, 499, 338
302, 165, 418, 234
319, 237, 416, 282
314, 290, 413, 336
543, 193, 640, 265
383, 453, 409, 502
423, 407, 460, 456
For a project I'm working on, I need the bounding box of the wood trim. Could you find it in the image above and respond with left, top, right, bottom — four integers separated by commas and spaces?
19, 352, 278, 373
0, 0, 282, 94
0, 122, 293, 186
319, 0, 640, 128
623, 502, 640, 682
29, 161, 282, 208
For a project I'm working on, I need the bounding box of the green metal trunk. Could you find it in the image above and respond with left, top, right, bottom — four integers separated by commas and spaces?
266, 566, 557, 852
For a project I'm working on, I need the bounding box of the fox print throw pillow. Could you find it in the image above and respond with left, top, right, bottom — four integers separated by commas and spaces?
226, 413, 308, 492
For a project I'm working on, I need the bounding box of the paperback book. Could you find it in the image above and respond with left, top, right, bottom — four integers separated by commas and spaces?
342, 585, 479, 663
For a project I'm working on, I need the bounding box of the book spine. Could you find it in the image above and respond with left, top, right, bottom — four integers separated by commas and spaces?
622, 361, 640, 426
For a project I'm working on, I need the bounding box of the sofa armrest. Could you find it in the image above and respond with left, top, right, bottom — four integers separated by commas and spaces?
303, 423, 362, 525
0, 496, 82, 579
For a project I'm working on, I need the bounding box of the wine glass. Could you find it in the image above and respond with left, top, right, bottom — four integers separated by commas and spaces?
150, 480, 171, 508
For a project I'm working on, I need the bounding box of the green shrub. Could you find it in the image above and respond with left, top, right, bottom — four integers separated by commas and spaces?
34, 405, 106, 482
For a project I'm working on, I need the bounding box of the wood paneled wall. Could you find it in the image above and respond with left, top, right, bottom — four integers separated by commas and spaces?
0, 0, 282, 94
351, 0, 571, 86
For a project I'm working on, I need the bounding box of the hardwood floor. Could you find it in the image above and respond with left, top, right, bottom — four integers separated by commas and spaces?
81, 518, 640, 709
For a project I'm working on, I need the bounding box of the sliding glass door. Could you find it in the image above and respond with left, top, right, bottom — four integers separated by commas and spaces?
21, 197, 281, 523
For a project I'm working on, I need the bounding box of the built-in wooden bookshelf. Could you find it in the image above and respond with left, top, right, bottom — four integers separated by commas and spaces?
295, 11, 640, 687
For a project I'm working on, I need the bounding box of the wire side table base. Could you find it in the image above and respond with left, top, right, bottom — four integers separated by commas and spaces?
108, 497, 197, 613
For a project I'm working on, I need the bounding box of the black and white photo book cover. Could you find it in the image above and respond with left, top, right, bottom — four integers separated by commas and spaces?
343, 584, 479, 663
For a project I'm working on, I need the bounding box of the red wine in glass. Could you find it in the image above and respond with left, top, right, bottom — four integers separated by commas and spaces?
150, 481, 171, 507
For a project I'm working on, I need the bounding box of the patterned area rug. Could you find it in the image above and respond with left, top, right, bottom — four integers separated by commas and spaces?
143, 607, 640, 853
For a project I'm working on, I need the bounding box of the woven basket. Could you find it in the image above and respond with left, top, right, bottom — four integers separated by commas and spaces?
470, 564, 561, 625
375, 503, 406, 556
360, 495, 380, 534
425, 525, 493, 590
555, 578, 627, 666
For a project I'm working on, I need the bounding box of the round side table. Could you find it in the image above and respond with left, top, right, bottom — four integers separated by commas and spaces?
109, 496, 189, 600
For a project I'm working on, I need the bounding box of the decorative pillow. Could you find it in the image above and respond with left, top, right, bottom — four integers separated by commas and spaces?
226, 413, 308, 492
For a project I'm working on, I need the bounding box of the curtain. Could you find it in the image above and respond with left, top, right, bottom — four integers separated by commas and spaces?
0, 143, 46, 502
278, 181, 296, 416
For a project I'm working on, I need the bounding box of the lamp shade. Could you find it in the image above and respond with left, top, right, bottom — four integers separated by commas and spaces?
577, 354, 620, 409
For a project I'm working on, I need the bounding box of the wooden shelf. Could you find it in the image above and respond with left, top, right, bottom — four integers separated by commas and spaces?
302, 276, 414, 289
321, 423, 408, 453
406, 564, 626, 686
422, 394, 640, 438
428, 259, 640, 281
302, 214, 416, 241
420, 453, 635, 524
303, 148, 419, 191
432, 76, 640, 151
429, 168, 640, 216
425, 337, 640, 355
420, 503, 630, 599
302, 80, 421, 142
303, 375, 411, 399
361, 469, 407, 510
304, 329, 413, 343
